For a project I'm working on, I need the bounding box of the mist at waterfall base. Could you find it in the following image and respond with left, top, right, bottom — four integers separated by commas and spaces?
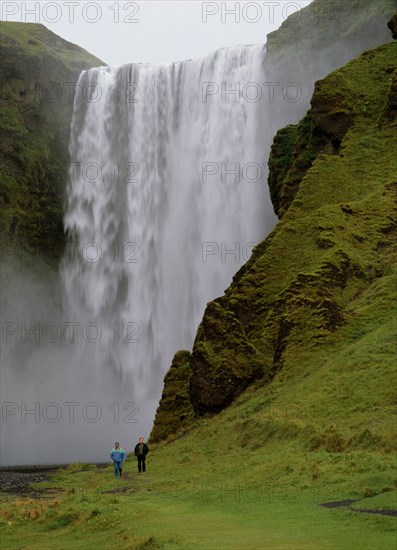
1, 44, 305, 465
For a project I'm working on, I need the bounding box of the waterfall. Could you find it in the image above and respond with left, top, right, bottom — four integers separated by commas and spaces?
61, 45, 276, 398
1, 45, 278, 465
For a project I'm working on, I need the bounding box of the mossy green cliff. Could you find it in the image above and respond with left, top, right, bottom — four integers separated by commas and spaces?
151, 23, 397, 446
0, 22, 103, 259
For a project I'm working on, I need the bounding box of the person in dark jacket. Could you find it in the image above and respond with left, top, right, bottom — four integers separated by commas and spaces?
134, 437, 149, 473
110, 442, 126, 477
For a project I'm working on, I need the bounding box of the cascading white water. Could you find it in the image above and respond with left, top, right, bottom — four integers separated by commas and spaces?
62, 44, 276, 398
0, 45, 279, 465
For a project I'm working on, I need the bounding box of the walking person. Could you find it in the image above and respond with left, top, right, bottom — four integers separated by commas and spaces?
134, 437, 149, 473
110, 442, 126, 478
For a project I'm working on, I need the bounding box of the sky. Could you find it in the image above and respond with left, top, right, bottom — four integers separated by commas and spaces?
1, 1, 312, 66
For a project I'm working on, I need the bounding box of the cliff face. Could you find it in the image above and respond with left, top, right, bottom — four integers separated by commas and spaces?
151, 17, 397, 443
0, 22, 104, 259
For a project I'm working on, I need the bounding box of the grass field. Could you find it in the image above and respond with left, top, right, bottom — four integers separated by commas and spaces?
0, 437, 395, 550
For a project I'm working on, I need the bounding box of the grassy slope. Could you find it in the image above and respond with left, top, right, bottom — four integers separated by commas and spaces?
0, 22, 104, 259
0, 22, 104, 70
0, 442, 395, 550
1, 39, 396, 550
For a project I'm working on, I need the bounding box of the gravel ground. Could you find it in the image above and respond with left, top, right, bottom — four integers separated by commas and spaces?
0, 464, 107, 497
321, 499, 397, 517
0, 466, 61, 496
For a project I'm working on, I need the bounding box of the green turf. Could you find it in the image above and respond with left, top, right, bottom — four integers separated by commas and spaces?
1, 455, 395, 549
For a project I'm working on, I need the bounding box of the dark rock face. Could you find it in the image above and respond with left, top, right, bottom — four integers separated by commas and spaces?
267, 124, 298, 218
388, 12, 397, 39
150, 350, 194, 443
189, 301, 264, 415
311, 96, 355, 144
264, 0, 395, 219
386, 70, 397, 122
268, 84, 356, 218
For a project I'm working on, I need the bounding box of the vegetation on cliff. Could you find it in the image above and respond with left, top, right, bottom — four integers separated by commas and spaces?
0, 22, 103, 259
1, 2, 395, 262
150, 350, 195, 443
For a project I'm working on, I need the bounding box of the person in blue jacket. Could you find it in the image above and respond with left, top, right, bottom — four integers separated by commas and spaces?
110, 442, 126, 477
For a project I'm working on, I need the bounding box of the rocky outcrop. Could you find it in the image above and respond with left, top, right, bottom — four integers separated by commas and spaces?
386, 13, 397, 122
264, 0, 395, 218
150, 350, 194, 443
268, 78, 357, 218
386, 70, 397, 122
189, 301, 265, 414
388, 11, 397, 39
0, 23, 103, 259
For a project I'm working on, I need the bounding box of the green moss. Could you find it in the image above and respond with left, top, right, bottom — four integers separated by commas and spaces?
267, 124, 298, 216
150, 351, 195, 443
189, 300, 266, 414
267, 40, 397, 219
268, 113, 327, 217
0, 106, 28, 136
261, 0, 395, 149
